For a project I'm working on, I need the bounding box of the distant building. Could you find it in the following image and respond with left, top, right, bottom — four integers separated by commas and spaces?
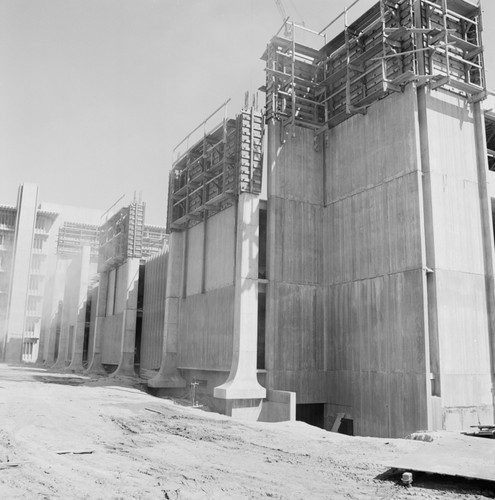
0, 183, 102, 363
0, 184, 167, 367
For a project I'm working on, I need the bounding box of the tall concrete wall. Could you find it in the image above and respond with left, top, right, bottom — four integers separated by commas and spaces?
422, 90, 494, 429
101, 258, 140, 369
51, 248, 94, 370
265, 124, 326, 404
178, 206, 236, 372
264, 83, 494, 437
140, 250, 168, 373
323, 86, 430, 437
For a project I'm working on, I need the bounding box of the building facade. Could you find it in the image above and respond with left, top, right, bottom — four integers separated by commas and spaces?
0, 184, 102, 363
149, 0, 495, 437
85, 200, 168, 376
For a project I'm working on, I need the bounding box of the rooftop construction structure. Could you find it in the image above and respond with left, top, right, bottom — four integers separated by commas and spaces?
150, 0, 495, 438
263, 0, 486, 133
85, 199, 167, 376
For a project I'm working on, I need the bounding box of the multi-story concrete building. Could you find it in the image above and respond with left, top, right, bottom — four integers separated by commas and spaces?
1, 185, 168, 370
0, 183, 102, 363
149, 0, 495, 437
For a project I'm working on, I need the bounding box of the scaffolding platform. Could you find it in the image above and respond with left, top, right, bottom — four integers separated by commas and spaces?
263, 0, 486, 135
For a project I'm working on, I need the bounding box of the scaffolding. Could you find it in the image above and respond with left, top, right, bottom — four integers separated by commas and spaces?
57, 221, 100, 259
168, 98, 264, 232
142, 225, 168, 258
98, 202, 145, 271
263, 0, 485, 134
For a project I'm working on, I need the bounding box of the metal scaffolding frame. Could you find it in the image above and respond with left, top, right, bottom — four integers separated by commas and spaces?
168, 99, 264, 232
263, 0, 486, 135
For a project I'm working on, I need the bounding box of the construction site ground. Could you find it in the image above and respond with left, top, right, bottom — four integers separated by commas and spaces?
0, 364, 494, 500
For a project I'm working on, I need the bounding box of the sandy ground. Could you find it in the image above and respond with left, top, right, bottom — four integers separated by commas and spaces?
0, 364, 494, 500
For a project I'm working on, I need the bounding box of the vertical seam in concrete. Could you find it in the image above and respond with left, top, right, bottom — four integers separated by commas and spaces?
202, 213, 208, 294
473, 102, 495, 400
416, 85, 441, 429
182, 230, 188, 299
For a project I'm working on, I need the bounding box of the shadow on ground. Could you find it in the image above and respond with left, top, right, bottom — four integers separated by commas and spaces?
376, 468, 495, 498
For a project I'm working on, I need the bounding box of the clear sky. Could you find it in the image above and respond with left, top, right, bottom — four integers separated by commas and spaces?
1, 0, 494, 225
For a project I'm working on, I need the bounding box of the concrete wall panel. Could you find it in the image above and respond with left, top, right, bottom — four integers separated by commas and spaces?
324, 172, 423, 285
435, 270, 492, 407
429, 175, 484, 274
178, 286, 234, 371
268, 125, 323, 204
320, 87, 429, 437
326, 87, 419, 203
101, 313, 122, 365
141, 250, 168, 371
186, 223, 204, 296
424, 89, 494, 425
205, 206, 235, 291
270, 198, 322, 284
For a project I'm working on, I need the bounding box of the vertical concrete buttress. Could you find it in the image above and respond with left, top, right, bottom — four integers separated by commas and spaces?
213, 193, 266, 403
112, 258, 141, 377
148, 231, 186, 388
85, 271, 109, 374
66, 246, 91, 372
473, 102, 495, 407
3, 184, 39, 363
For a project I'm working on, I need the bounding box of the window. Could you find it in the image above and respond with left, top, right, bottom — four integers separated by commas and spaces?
33, 237, 43, 251
25, 319, 36, 334
0, 211, 15, 228
27, 296, 40, 315
29, 275, 42, 292
31, 255, 43, 272
35, 217, 45, 231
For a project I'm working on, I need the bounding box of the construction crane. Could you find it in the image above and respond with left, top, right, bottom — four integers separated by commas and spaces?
273, 0, 305, 27
274, 0, 288, 22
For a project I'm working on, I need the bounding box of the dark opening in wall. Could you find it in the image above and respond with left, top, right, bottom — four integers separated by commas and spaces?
134, 264, 145, 366
485, 115, 495, 171
257, 291, 266, 370
54, 300, 63, 361
68, 325, 74, 363
259, 207, 267, 279
338, 418, 354, 436
82, 291, 91, 364
296, 403, 324, 429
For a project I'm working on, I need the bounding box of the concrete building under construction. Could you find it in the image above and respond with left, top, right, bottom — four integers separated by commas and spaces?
0, 183, 102, 364
84, 199, 168, 376
149, 0, 495, 437
0, 184, 168, 373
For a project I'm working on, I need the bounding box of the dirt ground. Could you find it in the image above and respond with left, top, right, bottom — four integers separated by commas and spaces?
0, 364, 494, 500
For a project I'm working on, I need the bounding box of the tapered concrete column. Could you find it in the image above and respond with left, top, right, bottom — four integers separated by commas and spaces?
43, 301, 62, 367
214, 193, 266, 401
43, 258, 70, 366
473, 102, 495, 395
85, 273, 108, 375
111, 258, 140, 377
148, 231, 186, 389
67, 246, 91, 372
50, 321, 70, 370
3, 184, 38, 363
